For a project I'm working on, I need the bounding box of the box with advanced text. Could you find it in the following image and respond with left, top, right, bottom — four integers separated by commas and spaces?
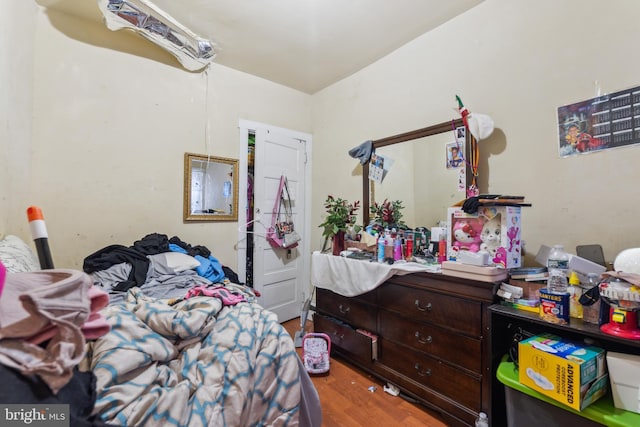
447, 205, 522, 268
518, 333, 608, 411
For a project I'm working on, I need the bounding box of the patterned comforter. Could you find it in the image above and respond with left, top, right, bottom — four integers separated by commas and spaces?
82, 288, 301, 427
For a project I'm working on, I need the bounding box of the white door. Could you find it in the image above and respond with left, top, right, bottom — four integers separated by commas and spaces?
238, 120, 312, 322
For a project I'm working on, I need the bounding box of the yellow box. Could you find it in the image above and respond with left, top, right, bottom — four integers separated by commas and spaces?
518, 333, 608, 411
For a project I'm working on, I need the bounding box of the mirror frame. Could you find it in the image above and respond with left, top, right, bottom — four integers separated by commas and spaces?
183, 152, 239, 222
362, 118, 470, 225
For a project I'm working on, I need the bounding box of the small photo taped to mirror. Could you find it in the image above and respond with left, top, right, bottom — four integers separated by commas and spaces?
446, 141, 464, 169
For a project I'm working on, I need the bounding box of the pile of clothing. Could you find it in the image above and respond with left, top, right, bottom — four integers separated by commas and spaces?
0, 263, 114, 426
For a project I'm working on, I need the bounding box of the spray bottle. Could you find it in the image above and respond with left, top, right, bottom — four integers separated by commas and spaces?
438, 230, 447, 263
377, 234, 385, 263
405, 232, 414, 259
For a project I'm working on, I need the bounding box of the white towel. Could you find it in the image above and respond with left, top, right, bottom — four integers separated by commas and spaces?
311, 251, 437, 297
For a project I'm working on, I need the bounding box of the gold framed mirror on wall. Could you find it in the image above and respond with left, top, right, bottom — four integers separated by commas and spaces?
183, 153, 239, 221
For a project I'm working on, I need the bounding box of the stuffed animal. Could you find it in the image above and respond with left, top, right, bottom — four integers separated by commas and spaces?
451, 218, 483, 253
480, 214, 502, 257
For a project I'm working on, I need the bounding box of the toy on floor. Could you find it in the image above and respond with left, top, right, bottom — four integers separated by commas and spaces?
302, 333, 331, 375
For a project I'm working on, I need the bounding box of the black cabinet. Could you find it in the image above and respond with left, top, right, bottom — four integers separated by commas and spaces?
489, 304, 640, 426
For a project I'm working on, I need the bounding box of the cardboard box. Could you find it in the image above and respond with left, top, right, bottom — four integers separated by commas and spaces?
447, 205, 522, 268
509, 278, 546, 301
518, 333, 608, 411
606, 351, 640, 414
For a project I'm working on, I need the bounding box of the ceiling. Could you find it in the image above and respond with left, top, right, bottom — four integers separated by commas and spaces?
37, 0, 483, 94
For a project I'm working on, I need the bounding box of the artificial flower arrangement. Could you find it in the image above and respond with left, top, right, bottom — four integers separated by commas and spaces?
370, 199, 405, 229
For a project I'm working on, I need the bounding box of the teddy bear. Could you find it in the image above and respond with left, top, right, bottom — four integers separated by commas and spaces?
479, 214, 502, 257
451, 218, 483, 253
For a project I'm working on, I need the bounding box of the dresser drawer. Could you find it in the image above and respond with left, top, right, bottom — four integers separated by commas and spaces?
314, 314, 377, 363
316, 287, 377, 304
378, 283, 482, 336
316, 288, 377, 331
379, 310, 482, 374
381, 340, 481, 412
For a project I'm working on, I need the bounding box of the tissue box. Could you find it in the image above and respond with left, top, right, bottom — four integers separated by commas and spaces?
606, 352, 640, 414
447, 206, 522, 268
518, 333, 608, 411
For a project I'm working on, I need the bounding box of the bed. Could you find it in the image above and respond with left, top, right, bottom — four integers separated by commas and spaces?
0, 233, 321, 427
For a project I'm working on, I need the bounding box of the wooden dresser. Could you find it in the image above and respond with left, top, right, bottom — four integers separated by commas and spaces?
314, 271, 498, 427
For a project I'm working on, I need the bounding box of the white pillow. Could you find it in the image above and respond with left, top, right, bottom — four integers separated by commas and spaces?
147, 251, 201, 275
0, 235, 41, 273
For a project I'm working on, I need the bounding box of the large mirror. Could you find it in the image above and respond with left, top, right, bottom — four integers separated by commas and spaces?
184, 153, 239, 221
362, 119, 471, 227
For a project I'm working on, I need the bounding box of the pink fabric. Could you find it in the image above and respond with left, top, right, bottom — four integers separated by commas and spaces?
80, 312, 111, 340
184, 285, 247, 306
0, 260, 5, 298
0, 269, 92, 393
24, 285, 111, 344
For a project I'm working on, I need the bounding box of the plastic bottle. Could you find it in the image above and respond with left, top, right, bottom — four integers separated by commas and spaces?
547, 244, 570, 271
377, 234, 386, 263
438, 230, 447, 263
405, 232, 414, 259
547, 245, 569, 294
568, 271, 583, 319
393, 235, 402, 261
582, 273, 602, 324
475, 412, 489, 427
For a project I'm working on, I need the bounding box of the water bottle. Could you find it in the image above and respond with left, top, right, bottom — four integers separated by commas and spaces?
475, 412, 489, 427
547, 244, 569, 294
547, 244, 569, 271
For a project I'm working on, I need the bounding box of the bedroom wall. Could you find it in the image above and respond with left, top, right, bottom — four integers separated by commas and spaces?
15, 7, 311, 269
6, 0, 639, 272
1, 1, 36, 236
311, 0, 640, 264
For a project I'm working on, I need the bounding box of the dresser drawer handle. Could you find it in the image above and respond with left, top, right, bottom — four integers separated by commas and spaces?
338, 304, 350, 315
415, 300, 432, 312
331, 331, 345, 341
414, 363, 432, 377
414, 331, 433, 344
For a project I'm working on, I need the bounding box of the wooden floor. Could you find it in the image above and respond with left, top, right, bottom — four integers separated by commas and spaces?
282, 318, 448, 427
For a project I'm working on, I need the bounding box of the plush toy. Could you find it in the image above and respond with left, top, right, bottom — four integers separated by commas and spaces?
479, 214, 502, 257
451, 218, 483, 253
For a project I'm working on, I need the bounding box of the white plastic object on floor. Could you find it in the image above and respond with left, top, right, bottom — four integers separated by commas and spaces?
475, 412, 489, 427
383, 383, 400, 396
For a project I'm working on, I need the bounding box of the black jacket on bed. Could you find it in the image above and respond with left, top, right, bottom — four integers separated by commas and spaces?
82, 245, 149, 292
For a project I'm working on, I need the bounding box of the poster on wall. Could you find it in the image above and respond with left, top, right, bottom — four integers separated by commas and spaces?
557, 84, 640, 157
